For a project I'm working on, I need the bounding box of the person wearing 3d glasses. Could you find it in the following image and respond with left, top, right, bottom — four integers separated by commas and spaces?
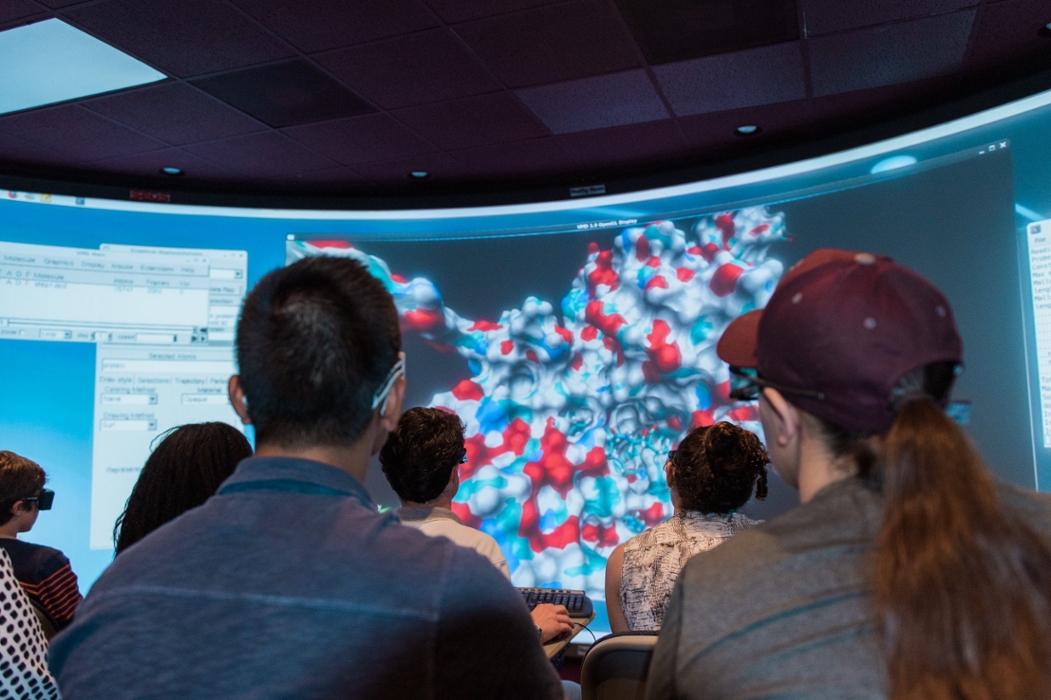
646, 249, 1051, 700
0, 450, 82, 633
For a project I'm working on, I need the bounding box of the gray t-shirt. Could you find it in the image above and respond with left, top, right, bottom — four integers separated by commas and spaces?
50, 457, 563, 700
646, 476, 1051, 700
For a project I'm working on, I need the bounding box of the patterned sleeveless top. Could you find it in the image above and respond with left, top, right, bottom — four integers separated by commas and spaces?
620, 510, 760, 631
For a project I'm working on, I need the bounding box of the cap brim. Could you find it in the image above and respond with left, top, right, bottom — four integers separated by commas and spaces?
717, 309, 762, 368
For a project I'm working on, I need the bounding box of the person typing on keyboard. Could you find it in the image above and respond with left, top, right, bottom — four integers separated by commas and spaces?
380, 407, 574, 643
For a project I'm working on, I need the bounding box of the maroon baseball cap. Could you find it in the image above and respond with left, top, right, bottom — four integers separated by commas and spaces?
716, 249, 963, 433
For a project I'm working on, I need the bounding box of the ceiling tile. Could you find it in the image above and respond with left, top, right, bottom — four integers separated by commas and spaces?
557, 120, 686, 170
392, 93, 549, 150
191, 60, 373, 128
965, 0, 1051, 68
182, 131, 338, 176
0, 133, 63, 165
615, 0, 800, 65
516, 70, 668, 134
454, 0, 638, 88
65, 0, 294, 78
35, 0, 93, 8
230, 0, 437, 54
314, 29, 500, 110
352, 152, 466, 182
809, 10, 976, 96
802, 0, 978, 36
423, 0, 562, 24
654, 42, 806, 116
450, 137, 576, 176
84, 83, 265, 145
283, 114, 438, 165
0, 1, 44, 25
678, 99, 814, 151
0, 105, 166, 161
87, 148, 231, 178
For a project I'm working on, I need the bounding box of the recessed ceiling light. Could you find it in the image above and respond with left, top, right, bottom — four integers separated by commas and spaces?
159, 167, 184, 176
0, 19, 166, 116
735, 125, 761, 136
1039, 21, 1051, 38
409, 171, 429, 179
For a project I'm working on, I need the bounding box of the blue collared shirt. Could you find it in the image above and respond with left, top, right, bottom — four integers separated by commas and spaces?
51, 457, 562, 700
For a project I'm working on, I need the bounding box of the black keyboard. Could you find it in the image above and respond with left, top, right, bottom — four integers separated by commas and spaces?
517, 587, 593, 619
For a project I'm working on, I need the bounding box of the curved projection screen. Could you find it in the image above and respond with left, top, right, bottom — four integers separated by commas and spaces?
3, 88, 1051, 633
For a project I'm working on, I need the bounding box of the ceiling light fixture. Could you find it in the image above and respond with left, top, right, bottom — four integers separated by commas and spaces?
159, 167, 184, 176
0, 19, 166, 116
409, 171, 429, 179
735, 125, 761, 136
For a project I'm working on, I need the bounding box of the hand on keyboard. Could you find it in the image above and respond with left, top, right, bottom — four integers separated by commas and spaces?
531, 603, 573, 643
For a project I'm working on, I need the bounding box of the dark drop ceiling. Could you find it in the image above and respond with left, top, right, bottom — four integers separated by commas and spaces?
0, 0, 1050, 202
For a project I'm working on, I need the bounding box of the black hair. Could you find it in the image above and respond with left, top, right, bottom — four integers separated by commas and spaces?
380, 407, 466, 504
0, 451, 46, 526
113, 422, 252, 555
236, 255, 401, 448
671, 421, 769, 514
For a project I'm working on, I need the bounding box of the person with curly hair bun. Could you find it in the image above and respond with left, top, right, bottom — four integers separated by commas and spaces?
605, 422, 768, 632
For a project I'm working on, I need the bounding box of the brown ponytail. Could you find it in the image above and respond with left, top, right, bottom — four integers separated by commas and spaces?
875, 393, 1051, 699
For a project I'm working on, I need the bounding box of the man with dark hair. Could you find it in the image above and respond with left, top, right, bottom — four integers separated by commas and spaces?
51, 257, 564, 700
0, 451, 81, 630
381, 407, 574, 643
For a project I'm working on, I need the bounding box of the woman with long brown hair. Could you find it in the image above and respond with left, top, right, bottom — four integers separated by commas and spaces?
647, 249, 1051, 700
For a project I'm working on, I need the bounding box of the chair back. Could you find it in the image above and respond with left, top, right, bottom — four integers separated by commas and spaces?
29, 598, 57, 641
581, 632, 659, 700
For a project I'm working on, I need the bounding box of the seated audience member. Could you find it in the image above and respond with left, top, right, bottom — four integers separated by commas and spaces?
0, 451, 81, 631
605, 422, 767, 632
113, 422, 252, 555
646, 249, 1051, 700
0, 548, 61, 699
379, 407, 574, 643
50, 256, 564, 700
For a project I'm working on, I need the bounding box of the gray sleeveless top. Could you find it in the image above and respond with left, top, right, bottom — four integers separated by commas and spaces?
620, 510, 760, 631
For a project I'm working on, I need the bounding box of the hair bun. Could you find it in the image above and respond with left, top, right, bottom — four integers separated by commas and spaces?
706, 422, 747, 473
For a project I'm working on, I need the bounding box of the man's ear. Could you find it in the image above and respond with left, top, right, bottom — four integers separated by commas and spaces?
228, 375, 252, 426
377, 375, 406, 434
762, 388, 801, 448
664, 460, 676, 490
11, 500, 26, 517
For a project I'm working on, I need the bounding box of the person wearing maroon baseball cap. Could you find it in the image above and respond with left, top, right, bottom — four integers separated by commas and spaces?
647, 249, 1051, 700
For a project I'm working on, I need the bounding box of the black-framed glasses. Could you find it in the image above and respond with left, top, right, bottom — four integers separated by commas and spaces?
23, 489, 54, 511
728, 367, 825, 402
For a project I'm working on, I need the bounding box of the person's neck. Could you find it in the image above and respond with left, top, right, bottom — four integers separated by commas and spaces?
400, 497, 453, 511
797, 437, 855, 503
0, 523, 21, 539
254, 442, 372, 484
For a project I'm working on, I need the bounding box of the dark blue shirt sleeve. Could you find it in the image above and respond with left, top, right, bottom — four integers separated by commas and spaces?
434, 547, 563, 700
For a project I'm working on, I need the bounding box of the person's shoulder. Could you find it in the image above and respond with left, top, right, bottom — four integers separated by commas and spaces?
0, 540, 69, 573
999, 482, 1051, 538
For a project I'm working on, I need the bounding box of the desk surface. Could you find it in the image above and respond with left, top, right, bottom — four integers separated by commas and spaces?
543, 612, 595, 659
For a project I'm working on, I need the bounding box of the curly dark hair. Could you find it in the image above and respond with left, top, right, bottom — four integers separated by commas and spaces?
670, 421, 769, 514
0, 451, 46, 526
113, 422, 252, 555
380, 407, 466, 504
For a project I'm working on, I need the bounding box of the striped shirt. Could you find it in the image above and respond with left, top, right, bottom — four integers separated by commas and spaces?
0, 539, 82, 629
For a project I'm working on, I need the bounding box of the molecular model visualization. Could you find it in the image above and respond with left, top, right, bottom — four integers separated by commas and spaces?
288, 207, 787, 600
